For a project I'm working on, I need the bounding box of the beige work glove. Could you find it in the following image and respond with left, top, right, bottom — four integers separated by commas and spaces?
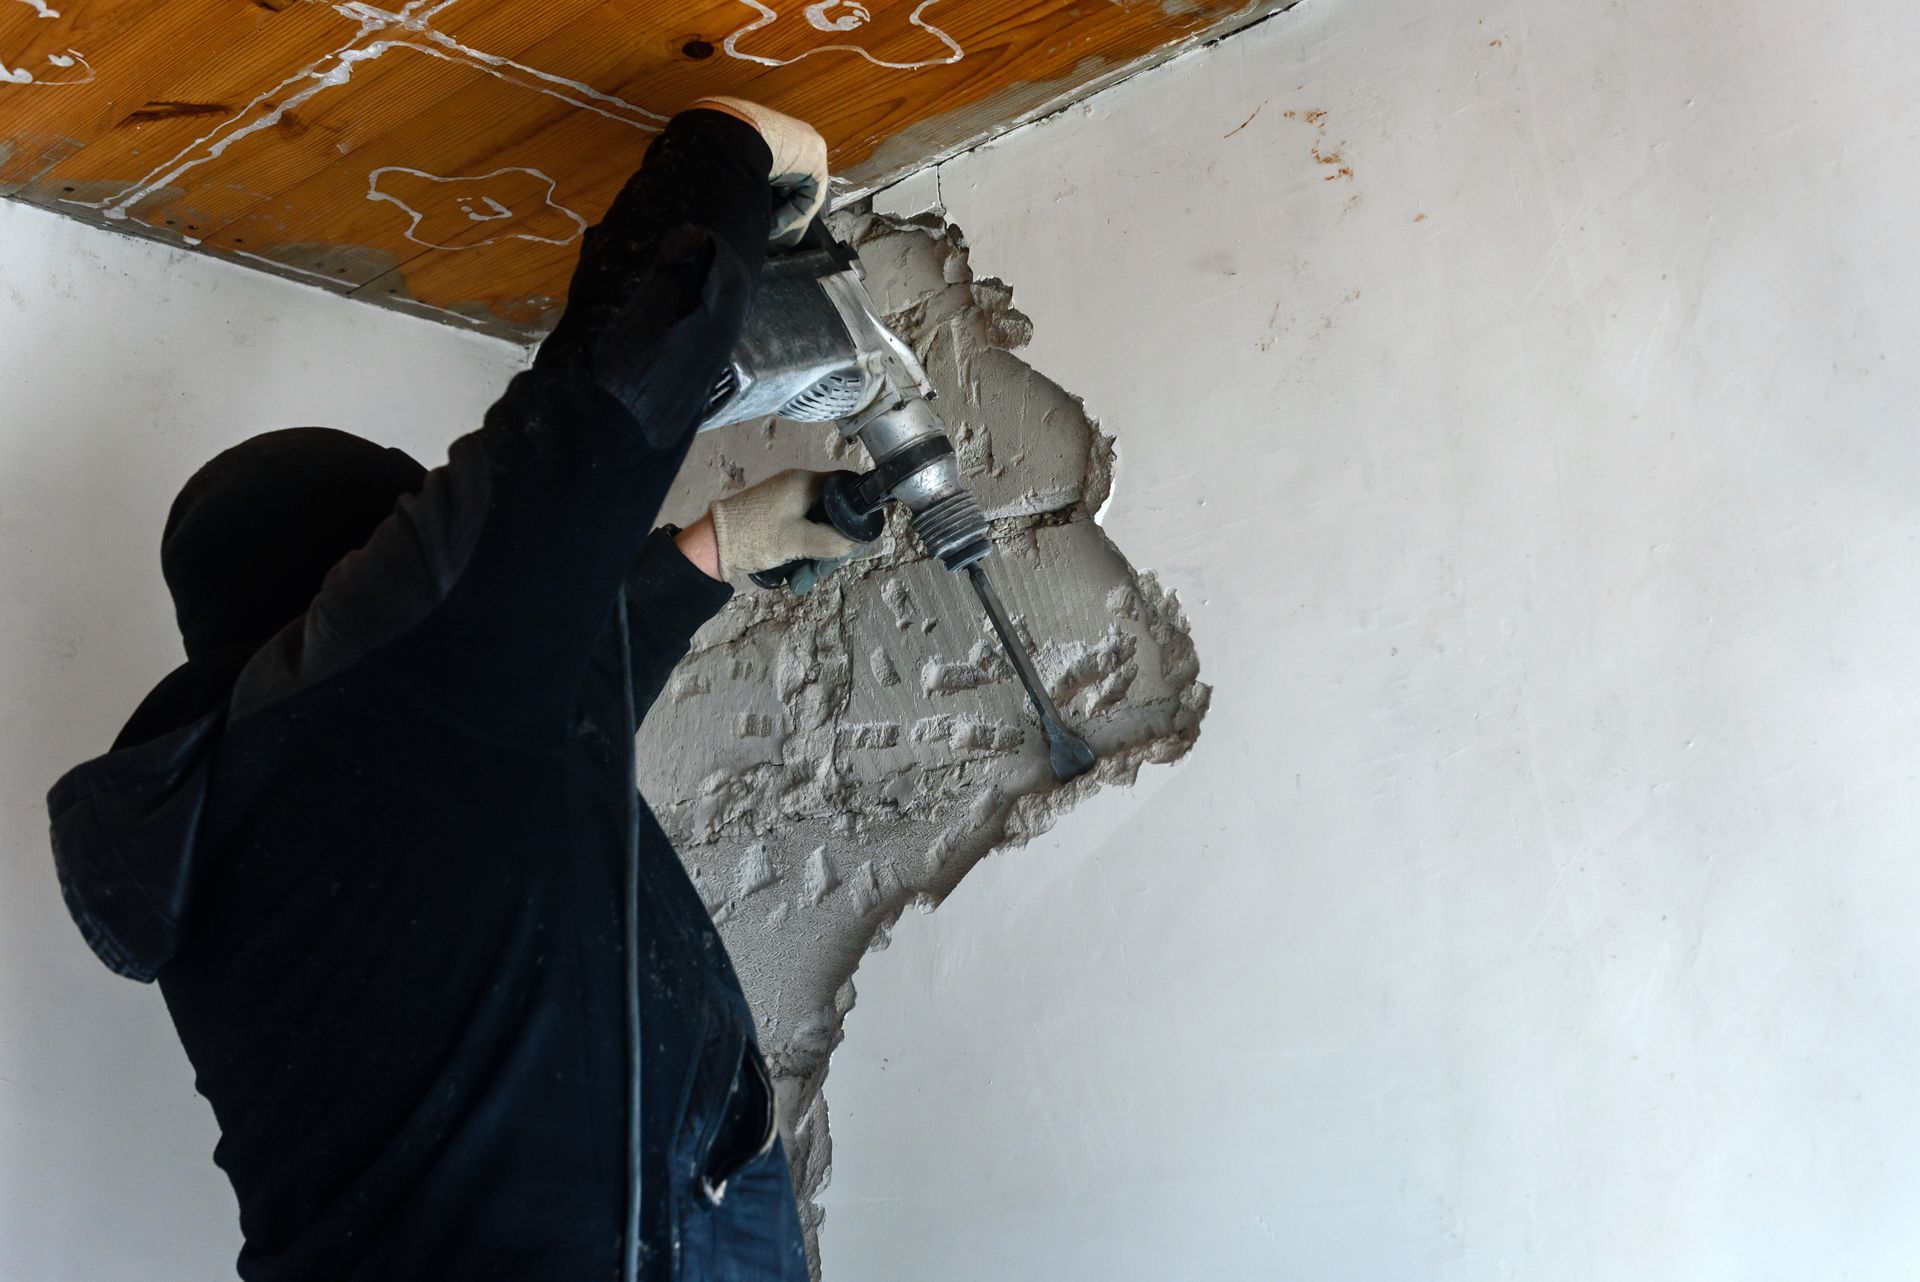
710, 469, 862, 586
692, 96, 829, 246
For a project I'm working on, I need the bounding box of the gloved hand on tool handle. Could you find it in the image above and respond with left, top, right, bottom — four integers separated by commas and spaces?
689, 96, 829, 246
664, 107, 844, 587
675, 468, 863, 589
665, 101, 845, 588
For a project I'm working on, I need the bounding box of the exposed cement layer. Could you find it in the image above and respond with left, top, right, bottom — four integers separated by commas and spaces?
635, 210, 1209, 1271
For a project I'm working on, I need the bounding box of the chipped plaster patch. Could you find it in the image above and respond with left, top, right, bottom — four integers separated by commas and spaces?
636, 208, 1207, 1273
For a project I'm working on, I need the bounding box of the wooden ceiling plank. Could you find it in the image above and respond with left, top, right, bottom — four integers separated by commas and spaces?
116, 0, 631, 276
357, 0, 1271, 335
184, 49, 609, 288
5, 0, 1291, 337
171, 3, 719, 296
2, 0, 354, 200
722, 0, 1246, 179
2, 0, 180, 144
115, 35, 532, 239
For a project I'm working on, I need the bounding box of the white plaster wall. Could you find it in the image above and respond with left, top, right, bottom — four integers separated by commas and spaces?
826, 0, 1920, 1278
0, 200, 523, 1280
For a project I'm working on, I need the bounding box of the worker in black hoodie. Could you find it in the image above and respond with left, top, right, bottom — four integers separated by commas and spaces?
44, 98, 857, 1282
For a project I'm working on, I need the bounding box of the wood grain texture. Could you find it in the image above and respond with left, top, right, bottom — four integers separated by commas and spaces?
1, 0, 1293, 338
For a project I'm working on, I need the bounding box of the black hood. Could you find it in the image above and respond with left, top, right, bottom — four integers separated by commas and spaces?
163, 427, 427, 661
47, 427, 424, 982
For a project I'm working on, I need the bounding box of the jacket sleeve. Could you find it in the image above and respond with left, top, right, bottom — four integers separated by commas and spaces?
619, 528, 734, 726
232, 110, 771, 740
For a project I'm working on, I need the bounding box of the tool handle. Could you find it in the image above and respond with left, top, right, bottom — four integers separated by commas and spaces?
750, 469, 886, 591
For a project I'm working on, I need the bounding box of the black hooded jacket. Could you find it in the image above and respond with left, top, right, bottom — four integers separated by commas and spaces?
45, 110, 807, 1282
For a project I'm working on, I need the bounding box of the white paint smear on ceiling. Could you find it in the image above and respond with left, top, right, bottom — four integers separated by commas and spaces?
824, 0, 1920, 1277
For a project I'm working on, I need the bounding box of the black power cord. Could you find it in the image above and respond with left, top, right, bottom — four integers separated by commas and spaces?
616, 587, 644, 1282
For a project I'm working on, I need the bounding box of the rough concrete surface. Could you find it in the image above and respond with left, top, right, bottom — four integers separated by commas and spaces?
635, 209, 1209, 1270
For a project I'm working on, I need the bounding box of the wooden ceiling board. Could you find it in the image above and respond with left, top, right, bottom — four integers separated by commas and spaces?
0, 3, 348, 188
177, 49, 620, 280
3, 0, 1294, 340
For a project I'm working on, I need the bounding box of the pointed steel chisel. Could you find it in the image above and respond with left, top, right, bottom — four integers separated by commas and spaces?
966, 563, 1098, 783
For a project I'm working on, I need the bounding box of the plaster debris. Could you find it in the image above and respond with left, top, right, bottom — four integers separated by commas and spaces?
800, 847, 838, 904
736, 842, 782, 899
835, 722, 901, 751
918, 637, 1006, 695
635, 209, 1209, 1274
880, 578, 920, 630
